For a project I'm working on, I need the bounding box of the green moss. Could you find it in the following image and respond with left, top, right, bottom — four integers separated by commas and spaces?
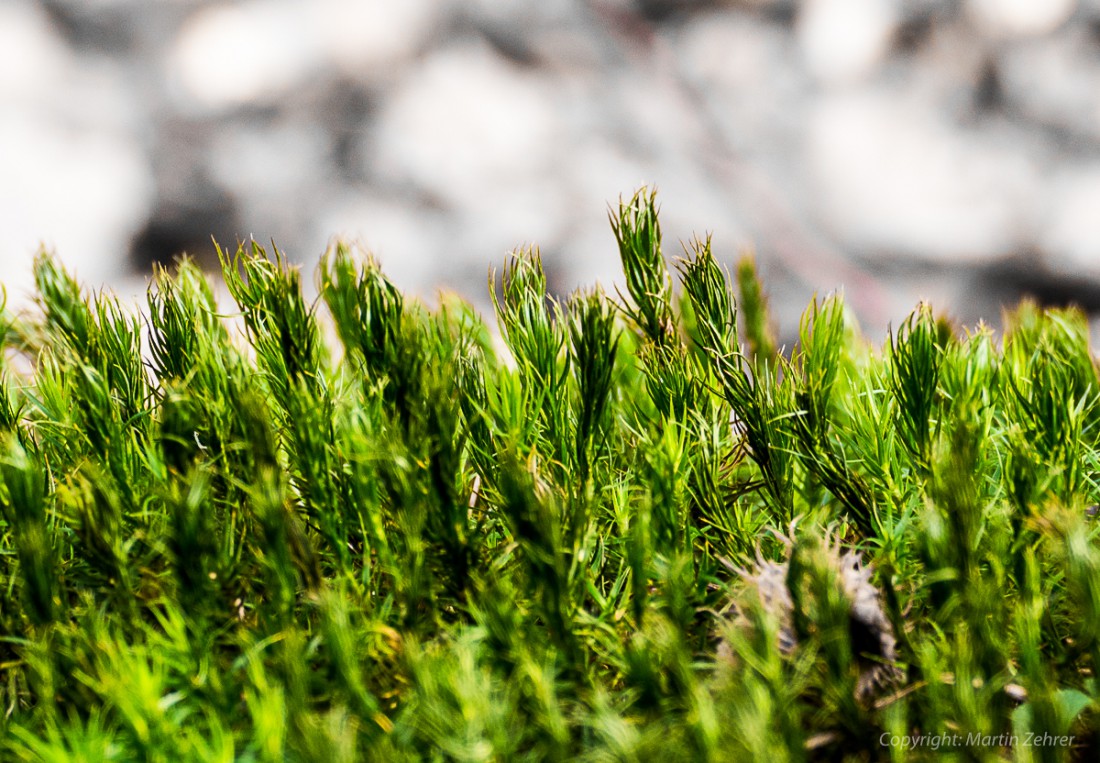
1, 189, 1098, 761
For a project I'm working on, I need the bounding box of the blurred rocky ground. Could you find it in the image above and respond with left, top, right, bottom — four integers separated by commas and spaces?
4, 0, 1100, 342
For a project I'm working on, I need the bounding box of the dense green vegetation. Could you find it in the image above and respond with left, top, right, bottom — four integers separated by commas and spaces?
1, 189, 1099, 761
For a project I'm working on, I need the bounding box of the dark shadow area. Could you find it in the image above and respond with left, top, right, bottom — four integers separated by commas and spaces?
130, 195, 240, 272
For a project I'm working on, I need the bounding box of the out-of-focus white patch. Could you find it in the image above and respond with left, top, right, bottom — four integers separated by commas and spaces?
206, 122, 330, 247
316, 0, 438, 79
797, 0, 899, 83
208, 124, 328, 197
808, 91, 1037, 262
567, 138, 651, 221
997, 30, 1100, 142
447, 178, 569, 273
170, 0, 439, 111
0, 113, 153, 299
967, 0, 1076, 38
0, 3, 68, 102
1040, 169, 1100, 277
369, 42, 560, 205
170, 1, 318, 111
364, 41, 576, 294
0, 2, 151, 312
312, 192, 449, 295
676, 10, 805, 138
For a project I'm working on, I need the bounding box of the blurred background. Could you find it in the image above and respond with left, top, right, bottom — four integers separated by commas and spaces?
4, 0, 1100, 344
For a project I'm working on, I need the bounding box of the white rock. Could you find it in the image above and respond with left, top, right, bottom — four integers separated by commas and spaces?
450, 179, 570, 266
997, 29, 1100, 142
170, 0, 438, 112
676, 11, 804, 109
807, 91, 1037, 263
208, 123, 328, 200
0, 112, 152, 304
0, 2, 68, 103
327, 181, 570, 305
967, 0, 1077, 38
311, 192, 450, 297
1038, 168, 1100, 277
206, 121, 331, 246
797, 0, 899, 83
559, 136, 747, 300
314, 0, 438, 81
0, 2, 151, 310
671, 9, 809, 201
567, 138, 652, 219
368, 41, 561, 206
169, 2, 316, 111
554, 136, 651, 292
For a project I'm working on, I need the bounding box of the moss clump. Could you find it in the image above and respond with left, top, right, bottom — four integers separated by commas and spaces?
1, 188, 1099, 761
